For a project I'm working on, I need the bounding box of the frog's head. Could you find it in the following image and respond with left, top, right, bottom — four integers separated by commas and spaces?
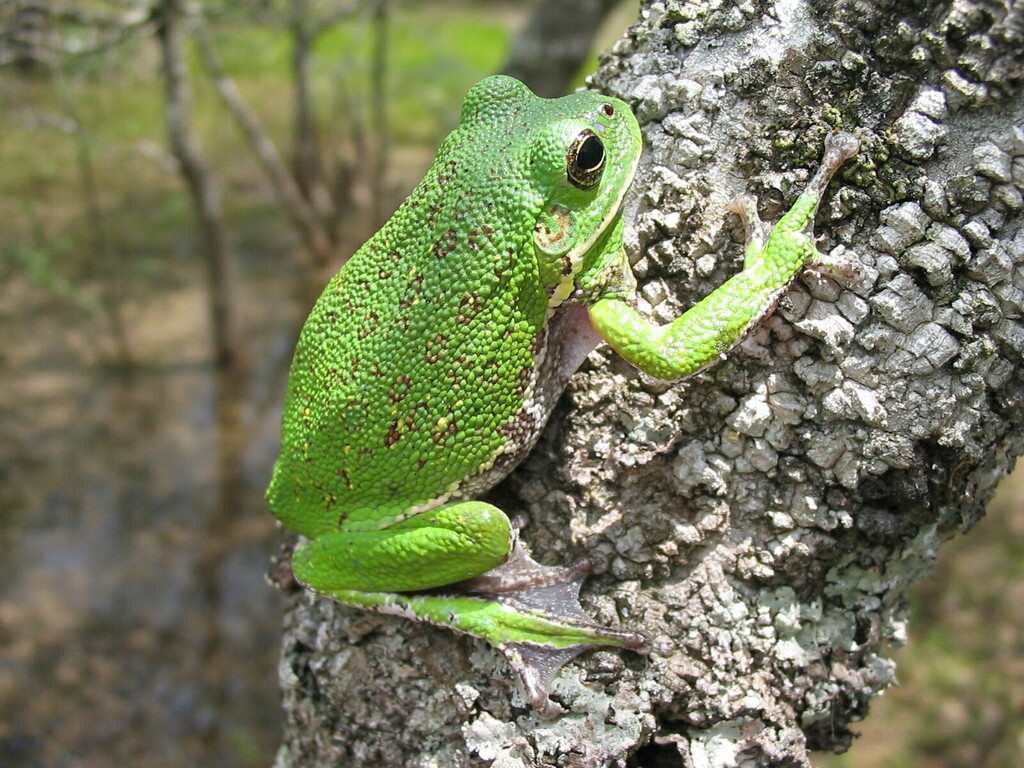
526, 85, 641, 294
460, 76, 643, 305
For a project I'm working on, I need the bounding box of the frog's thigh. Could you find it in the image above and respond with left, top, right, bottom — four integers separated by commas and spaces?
292, 501, 514, 593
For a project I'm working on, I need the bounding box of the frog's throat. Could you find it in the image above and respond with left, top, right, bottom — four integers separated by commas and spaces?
545, 156, 639, 313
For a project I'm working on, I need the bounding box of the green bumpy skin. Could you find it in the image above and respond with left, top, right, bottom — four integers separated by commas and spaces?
266, 74, 859, 716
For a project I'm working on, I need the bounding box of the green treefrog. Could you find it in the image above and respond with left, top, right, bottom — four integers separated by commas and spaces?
267, 75, 858, 715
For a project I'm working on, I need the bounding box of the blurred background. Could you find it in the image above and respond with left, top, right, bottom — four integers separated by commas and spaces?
0, 2, 1019, 766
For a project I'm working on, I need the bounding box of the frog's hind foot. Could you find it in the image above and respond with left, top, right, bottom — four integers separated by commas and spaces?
460, 530, 609, 594
458, 533, 647, 648
458, 536, 647, 718
459, 532, 646, 652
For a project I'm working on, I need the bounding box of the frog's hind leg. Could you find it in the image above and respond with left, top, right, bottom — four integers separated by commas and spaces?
290, 502, 646, 716
291, 500, 514, 594
289, 501, 644, 654
314, 581, 644, 718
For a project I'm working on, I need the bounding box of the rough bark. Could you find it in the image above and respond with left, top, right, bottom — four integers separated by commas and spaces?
273, 0, 1024, 765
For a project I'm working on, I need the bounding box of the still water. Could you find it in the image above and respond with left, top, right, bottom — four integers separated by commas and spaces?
0, 264, 305, 767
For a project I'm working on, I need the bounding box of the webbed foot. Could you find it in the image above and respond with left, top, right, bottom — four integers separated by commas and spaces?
457, 534, 647, 717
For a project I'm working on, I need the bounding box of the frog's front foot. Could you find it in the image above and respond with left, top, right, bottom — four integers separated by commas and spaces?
728, 192, 770, 257
729, 131, 860, 257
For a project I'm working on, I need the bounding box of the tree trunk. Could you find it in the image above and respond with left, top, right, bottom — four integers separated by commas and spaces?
501, 0, 624, 97
273, 1, 1024, 765
154, 0, 244, 375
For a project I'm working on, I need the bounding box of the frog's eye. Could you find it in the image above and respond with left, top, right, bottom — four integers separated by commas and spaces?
566, 130, 605, 190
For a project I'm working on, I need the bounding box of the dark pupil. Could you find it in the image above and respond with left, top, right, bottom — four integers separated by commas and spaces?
576, 135, 604, 171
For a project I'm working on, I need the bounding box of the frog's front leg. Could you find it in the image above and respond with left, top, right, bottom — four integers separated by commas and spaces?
589, 132, 859, 380
292, 501, 645, 716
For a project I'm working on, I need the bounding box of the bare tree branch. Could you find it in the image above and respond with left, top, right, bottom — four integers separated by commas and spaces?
0, 0, 152, 66
154, 0, 244, 374
191, 15, 337, 267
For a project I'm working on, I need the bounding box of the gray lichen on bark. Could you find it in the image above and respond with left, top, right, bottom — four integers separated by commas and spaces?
273, 0, 1024, 766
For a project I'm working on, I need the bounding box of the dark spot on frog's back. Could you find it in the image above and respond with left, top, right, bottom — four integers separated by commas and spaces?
336, 468, 354, 491
357, 311, 380, 340
433, 229, 458, 259
425, 201, 446, 229
492, 245, 517, 281
425, 333, 449, 363
386, 410, 419, 445
481, 358, 502, 385
400, 274, 425, 308
388, 374, 413, 403
431, 420, 459, 446
437, 160, 458, 184
467, 225, 495, 252
444, 356, 469, 387
457, 293, 484, 322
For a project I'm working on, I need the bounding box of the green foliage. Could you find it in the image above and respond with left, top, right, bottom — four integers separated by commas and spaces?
202, 5, 511, 145
0, 2, 516, 312
2, 235, 98, 312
